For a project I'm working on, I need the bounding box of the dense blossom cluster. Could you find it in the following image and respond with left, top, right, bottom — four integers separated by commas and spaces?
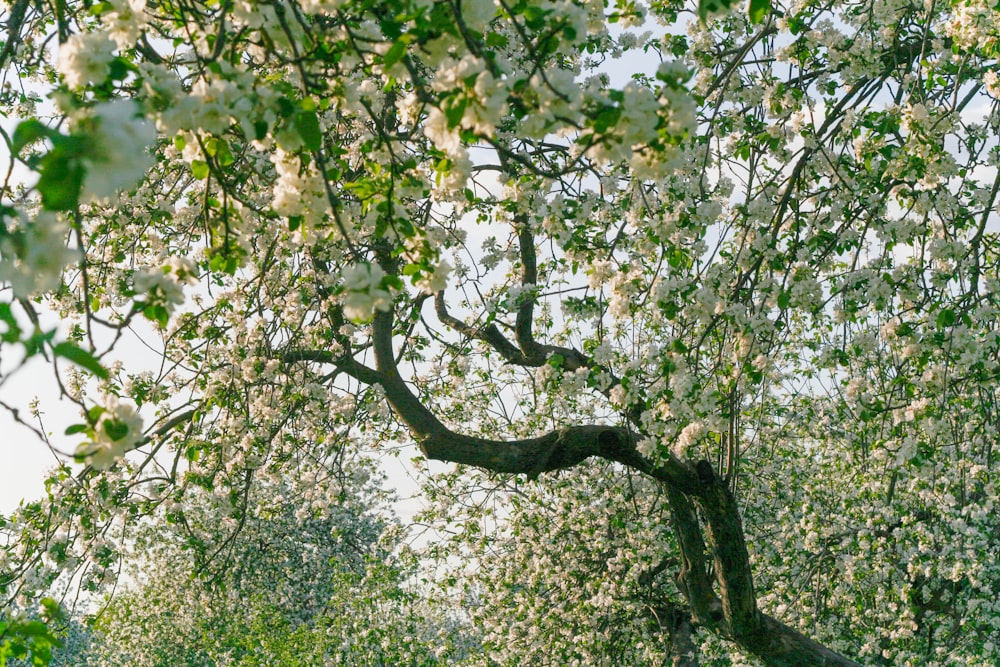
0, 211, 78, 299
72, 397, 144, 470
0, 0, 998, 664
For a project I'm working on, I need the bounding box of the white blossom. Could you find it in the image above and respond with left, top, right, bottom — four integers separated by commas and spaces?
342, 263, 392, 322
0, 211, 79, 298
415, 260, 452, 294
75, 398, 144, 470
133, 257, 199, 314
81, 100, 156, 200
672, 421, 705, 458
57, 32, 116, 89
101, 0, 148, 48
423, 107, 463, 156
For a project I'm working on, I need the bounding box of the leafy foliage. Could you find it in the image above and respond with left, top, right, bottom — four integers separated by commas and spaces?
0, 0, 998, 665
0, 600, 63, 667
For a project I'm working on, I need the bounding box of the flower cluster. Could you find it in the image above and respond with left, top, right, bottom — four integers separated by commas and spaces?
79, 100, 156, 200
415, 260, 452, 294
3, 0, 1000, 664
0, 211, 79, 298
74, 398, 144, 470
341, 262, 392, 322
133, 256, 199, 322
57, 32, 116, 89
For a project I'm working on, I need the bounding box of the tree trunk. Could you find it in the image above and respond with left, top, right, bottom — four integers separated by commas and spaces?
300, 308, 869, 667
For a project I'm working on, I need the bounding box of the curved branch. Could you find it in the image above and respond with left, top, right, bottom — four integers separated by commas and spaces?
680, 474, 863, 667
514, 221, 540, 357
434, 291, 524, 362
434, 288, 588, 370
373, 308, 701, 490
751, 614, 864, 667
374, 304, 860, 666
665, 485, 721, 627
512, 218, 587, 371
280, 349, 382, 386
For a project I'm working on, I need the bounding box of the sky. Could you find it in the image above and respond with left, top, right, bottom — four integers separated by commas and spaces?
0, 303, 80, 513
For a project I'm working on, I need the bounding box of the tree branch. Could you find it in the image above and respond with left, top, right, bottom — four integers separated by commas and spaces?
280, 349, 383, 386
434, 291, 526, 363
648, 602, 700, 667
514, 221, 541, 357
373, 305, 862, 666
434, 288, 587, 369
750, 614, 864, 667
512, 219, 587, 370
695, 477, 760, 639
375, 307, 702, 489
665, 485, 722, 627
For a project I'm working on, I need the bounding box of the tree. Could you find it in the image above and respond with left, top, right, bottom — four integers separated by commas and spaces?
1, 0, 998, 665
80, 467, 459, 666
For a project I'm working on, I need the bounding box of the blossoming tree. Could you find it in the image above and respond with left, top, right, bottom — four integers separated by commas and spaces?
1, 0, 999, 664
80, 468, 460, 665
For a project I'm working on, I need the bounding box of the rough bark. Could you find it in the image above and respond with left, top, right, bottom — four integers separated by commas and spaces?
747, 614, 865, 667
695, 476, 760, 639
434, 287, 587, 371
664, 485, 721, 627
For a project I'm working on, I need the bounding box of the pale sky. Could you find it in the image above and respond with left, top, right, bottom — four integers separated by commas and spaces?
1, 349, 73, 513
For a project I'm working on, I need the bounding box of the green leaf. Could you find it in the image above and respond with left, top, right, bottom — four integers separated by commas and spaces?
64, 424, 89, 436
591, 105, 622, 134
191, 160, 210, 180
698, 0, 735, 22
36, 161, 85, 211
24, 328, 56, 357
485, 32, 508, 48
40, 598, 64, 623
0, 303, 22, 343
254, 120, 269, 141
108, 56, 132, 81
295, 110, 323, 152
11, 119, 59, 153
748, 0, 771, 24
89, 1, 115, 16
208, 251, 240, 275
344, 179, 377, 200
18, 620, 54, 639
53, 342, 110, 379
103, 419, 130, 442
383, 39, 407, 69
144, 303, 170, 327
443, 96, 467, 129
13, 122, 89, 210
935, 308, 956, 328
209, 138, 234, 167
